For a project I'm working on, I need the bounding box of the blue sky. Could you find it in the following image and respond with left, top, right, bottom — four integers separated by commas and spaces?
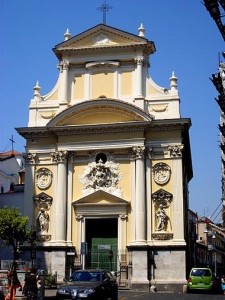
0, 1, 224, 220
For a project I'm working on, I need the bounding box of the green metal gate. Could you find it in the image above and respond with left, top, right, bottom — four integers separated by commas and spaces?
87, 238, 117, 271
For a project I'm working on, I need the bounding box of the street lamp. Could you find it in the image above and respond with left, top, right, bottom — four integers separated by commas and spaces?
30, 230, 37, 267
204, 228, 213, 269
212, 233, 217, 277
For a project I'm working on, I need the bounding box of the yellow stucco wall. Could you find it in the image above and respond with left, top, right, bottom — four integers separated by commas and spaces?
45, 88, 58, 101
73, 74, 84, 100
70, 111, 137, 125
73, 164, 85, 201
121, 71, 132, 96
92, 73, 114, 98
117, 160, 131, 201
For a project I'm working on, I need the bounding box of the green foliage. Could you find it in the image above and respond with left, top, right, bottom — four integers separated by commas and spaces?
45, 272, 57, 286
0, 206, 30, 252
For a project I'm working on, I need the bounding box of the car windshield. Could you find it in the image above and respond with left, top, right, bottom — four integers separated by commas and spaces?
191, 269, 211, 277
69, 271, 101, 282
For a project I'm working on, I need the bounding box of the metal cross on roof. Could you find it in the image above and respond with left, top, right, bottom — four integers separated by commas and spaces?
9, 135, 15, 152
97, 1, 113, 25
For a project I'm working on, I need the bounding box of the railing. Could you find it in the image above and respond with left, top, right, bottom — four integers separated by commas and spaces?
73, 249, 132, 288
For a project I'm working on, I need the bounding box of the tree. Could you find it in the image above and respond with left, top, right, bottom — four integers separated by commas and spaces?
0, 206, 31, 300
0, 206, 30, 256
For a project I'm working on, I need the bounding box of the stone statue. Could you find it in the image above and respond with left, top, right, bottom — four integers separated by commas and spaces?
156, 204, 167, 231
37, 208, 49, 233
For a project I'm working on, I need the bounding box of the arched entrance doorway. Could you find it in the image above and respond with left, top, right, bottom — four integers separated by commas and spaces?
85, 218, 118, 271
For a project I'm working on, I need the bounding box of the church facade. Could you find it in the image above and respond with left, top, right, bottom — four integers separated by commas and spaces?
17, 23, 192, 291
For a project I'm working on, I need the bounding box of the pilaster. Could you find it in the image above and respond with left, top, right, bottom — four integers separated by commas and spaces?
131, 146, 146, 244
51, 150, 68, 242
24, 152, 37, 225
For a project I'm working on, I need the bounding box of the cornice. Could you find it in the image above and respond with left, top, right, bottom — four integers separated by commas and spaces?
54, 44, 155, 60
16, 118, 191, 139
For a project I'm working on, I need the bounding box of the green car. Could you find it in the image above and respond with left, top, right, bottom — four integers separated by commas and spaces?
187, 268, 213, 292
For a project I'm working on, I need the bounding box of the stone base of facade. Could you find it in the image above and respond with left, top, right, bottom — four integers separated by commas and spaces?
20, 244, 76, 277
130, 282, 186, 293
128, 245, 187, 293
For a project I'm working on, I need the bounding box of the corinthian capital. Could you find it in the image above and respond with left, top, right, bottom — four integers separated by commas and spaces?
51, 150, 68, 163
134, 56, 144, 66
25, 152, 37, 164
57, 60, 70, 72
168, 145, 183, 157
130, 146, 145, 159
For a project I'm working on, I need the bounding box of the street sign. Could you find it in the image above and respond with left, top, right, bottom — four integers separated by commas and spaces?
81, 242, 88, 255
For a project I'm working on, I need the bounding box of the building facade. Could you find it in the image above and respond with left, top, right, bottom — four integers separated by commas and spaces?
203, 0, 225, 226
17, 23, 192, 291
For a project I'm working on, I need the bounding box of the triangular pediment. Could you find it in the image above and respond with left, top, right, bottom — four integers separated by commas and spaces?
73, 190, 129, 206
47, 98, 153, 127
53, 24, 155, 56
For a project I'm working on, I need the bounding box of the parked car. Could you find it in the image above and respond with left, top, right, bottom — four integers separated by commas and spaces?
56, 269, 118, 300
187, 267, 213, 292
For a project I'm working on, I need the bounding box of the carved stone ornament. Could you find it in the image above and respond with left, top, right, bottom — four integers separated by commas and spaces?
76, 215, 83, 221
153, 163, 171, 185
152, 189, 173, 207
57, 60, 70, 72
120, 214, 128, 220
25, 152, 36, 164
35, 168, 52, 190
94, 34, 111, 45
33, 192, 53, 210
79, 159, 122, 197
36, 233, 51, 242
51, 150, 68, 163
129, 146, 145, 159
152, 189, 173, 232
168, 145, 183, 157
152, 233, 173, 240
33, 192, 52, 241
134, 56, 144, 65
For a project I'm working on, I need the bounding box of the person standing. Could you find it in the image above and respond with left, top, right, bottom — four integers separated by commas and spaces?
221, 274, 225, 294
22, 267, 38, 299
5, 267, 21, 300
36, 268, 45, 300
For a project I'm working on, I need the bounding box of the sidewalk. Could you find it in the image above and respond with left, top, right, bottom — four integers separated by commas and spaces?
44, 288, 57, 299
15, 288, 57, 299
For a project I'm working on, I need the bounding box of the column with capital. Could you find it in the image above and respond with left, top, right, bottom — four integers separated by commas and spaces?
58, 60, 70, 108
134, 56, 144, 99
51, 150, 68, 242
168, 145, 185, 243
129, 152, 136, 244
24, 153, 37, 225
67, 153, 75, 242
131, 146, 146, 244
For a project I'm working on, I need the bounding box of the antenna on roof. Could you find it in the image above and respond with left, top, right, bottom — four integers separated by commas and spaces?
97, 1, 113, 24
9, 135, 15, 152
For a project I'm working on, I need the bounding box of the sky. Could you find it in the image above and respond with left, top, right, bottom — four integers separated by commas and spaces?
0, 0, 224, 220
